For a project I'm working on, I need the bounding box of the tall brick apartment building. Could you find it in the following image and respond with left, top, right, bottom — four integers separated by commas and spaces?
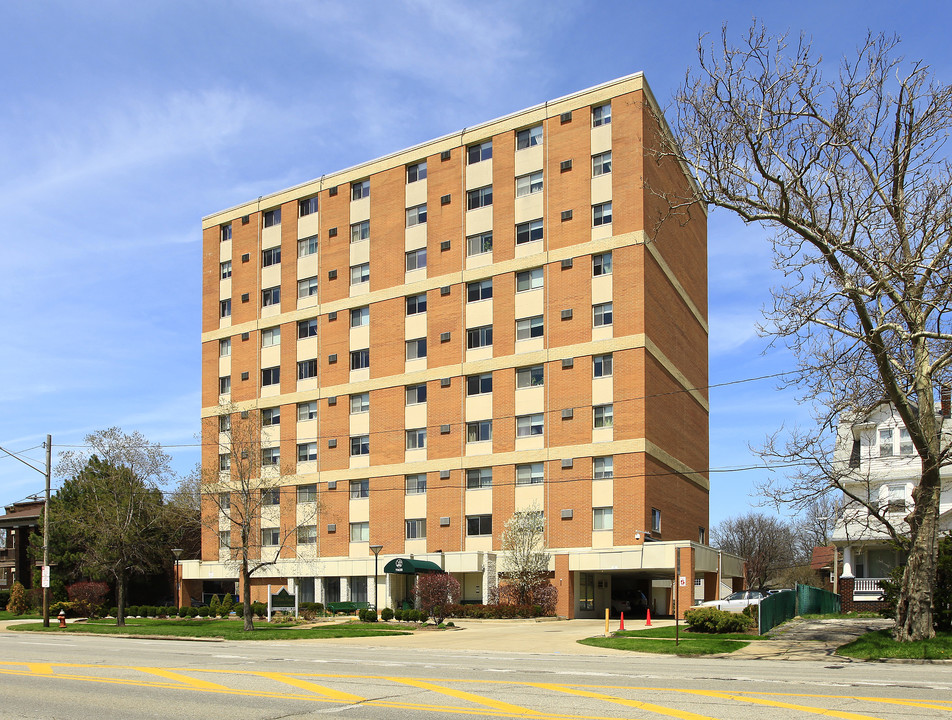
186, 74, 744, 618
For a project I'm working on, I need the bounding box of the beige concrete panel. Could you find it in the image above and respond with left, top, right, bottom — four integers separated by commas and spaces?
261, 304, 281, 320
262, 225, 281, 248
405, 179, 427, 207
297, 254, 319, 279
515, 240, 543, 259
591, 174, 612, 204
350, 454, 370, 470
592, 377, 613, 405
514, 386, 544, 414
405, 402, 427, 428
298, 213, 319, 238
350, 412, 370, 435
465, 535, 493, 552
298, 293, 319, 311
260, 384, 279, 399
465, 298, 493, 327
465, 439, 493, 457
592, 427, 614, 444
350, 280, 370, 297
218, 316, 232, 331
405, 492, 426, 518
350, 324, 370, 349
465, 346, 493, 363
405, 538, 427, 554
514, 483, 544, 511
514, 193, 544, 224
515, 337, 544, 354
465, 206, 493, 235
591, 123, 612, 154
297, 336, 318, 360
218, 356, 231, 376
217, 431, 229, 449
219, 239, 232, 261
350, 239, 370, 266
514, 144, 544, 176
261, 426, 279, 445
350, 497, 370, 522
591, 274, 612, 304
350, 196, 370, 223
405, 267, 426, 284
260, 505, 280, 526
219, 277, 232, 298
405, 312, 427, 340
591, 224, 614, 242
260, 345, 281, 368
404, 222, 427, 250
349, 540, 370, 558
592, 325, 613, 342
405, 447, 426, 464
592, 478, 613, 506
465, 159, 493, 190
465, 394, 492, 422
515, 435, 544, 452
405, 357, 426, 374
297, 460, 317, 476
465, 487, 493, 515
298, 377, 318, 393
593, 529, 614, 548
261, 464, 280, 481
514, 287, 544, 318
350, 367, 370, 383
466, 251, 493, 271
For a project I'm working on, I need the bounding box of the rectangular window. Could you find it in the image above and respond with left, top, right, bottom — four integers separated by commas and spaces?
297, 525, 317, 544
516, 365, 544, 388
350, 435, 370, 456
297, 442, 317, 462
593, 202, 613, 226
592, 103, 611, 127
299, 196, 318, 217
466, 514, 492, 536
516, 413, 544, 437
262, 326, 281, 347
297, 359, 317, 380
699, 527, 706, 545
594, 456, 614, 479
406, 383, 427, 405
350, 220, 369, 243
516, 463, 543, 485
579, 572, 594, 611
262, 447, 280, 466
592, 151, 612, 176
467, 324, 493, 349
219, 492, 231, 509
594, 404, 614, 428
516, 267, 543, 292
885, 484, 907, 512
297, 401, 317, 421
467, 185, 493, 210
516, 125, 543, 150
406, 428, 427, 450
515, 171, 543, 197
467, 141, 492, 164
350, 306, 369, 327
297, 276, 318, 298
220, 299, 232, 318
350, 521, 369, 542
261, 407, 280, 426
349, 479, 370, 499
592, 252, 612, 276
879, 428, 894, 457
298, 235, 319, 257
297, 484, 317, 503
405, 474, 427, 495
350, 349, 370, 370
467, 278, 492, 302
262, 286, 280, 307
350, 263, 369, 285
593, 507, 614, 531
219, 375, 231, 394
220, 224, 232, 242
466, 468, 493, 489
220, 260, 232, 279
593, 354, 613, 378
263, 208, 281, 227
593, 302, 613, 327
219, 338, 231, 357
219, 414, 231, 432
298, 318, 317, 338
406, 203, 427, 227
466, 231, 493, 256
351, 180, 370, 200
262, 247, 281, 267
219, 530, 230, 548
406, 248, 427, 271
405, 518, 427, 539
406, 338, 427, 360
261, 527, 280, 546
899, 428, 913, 456
651, 508, 661, 533
261, 366, 280, 386
516, 219, 543, 245
218, 453, 230, 471
350, 393, 369, 414
516, 315, 544, 340
407, 161, 427, 183
466, 420, 492, 443
406, 293, 427, 315
466, 373, 492, 396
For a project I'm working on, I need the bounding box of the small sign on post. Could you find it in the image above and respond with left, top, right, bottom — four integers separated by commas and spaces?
679, 576, 687, 587
41, 566, 50, 589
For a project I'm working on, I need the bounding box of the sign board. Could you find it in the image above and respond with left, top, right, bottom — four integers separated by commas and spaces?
678, 576, 687, 587
41, 566, 50, 588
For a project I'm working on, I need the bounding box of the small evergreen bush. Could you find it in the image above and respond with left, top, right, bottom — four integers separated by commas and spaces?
393, 609, 404, 621
683, 606, 754, 634
380, 607, 393, 621
187, 606, 199, 618
178, 606, 188, 618
7, 582, 31, 615
365, 609, 377, 622
198, 606, 210, 617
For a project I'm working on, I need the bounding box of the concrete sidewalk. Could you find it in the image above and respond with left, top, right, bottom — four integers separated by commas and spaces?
728, 617, 894, 661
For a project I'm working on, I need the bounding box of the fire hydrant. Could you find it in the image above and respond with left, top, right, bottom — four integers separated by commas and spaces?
58, 610, 66, 628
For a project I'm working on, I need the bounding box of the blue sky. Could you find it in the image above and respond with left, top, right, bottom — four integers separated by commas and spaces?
1, 1, 948, 527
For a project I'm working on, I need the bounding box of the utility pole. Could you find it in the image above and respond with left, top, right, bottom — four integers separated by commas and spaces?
43, 435, 51, 628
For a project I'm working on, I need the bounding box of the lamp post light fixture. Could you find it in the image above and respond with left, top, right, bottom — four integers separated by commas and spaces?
172, 548, 183, 607
369, 544, 383, 611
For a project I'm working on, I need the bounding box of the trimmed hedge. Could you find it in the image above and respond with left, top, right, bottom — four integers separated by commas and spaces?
443, 603, 547, 619
380, 608, 393, 621
683, 606, 755, 634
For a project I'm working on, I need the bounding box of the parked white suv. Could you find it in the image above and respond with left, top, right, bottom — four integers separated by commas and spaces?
697, 590, 765, 612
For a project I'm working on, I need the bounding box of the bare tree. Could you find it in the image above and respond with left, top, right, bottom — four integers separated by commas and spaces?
791, 494, 843, 560
711, 512, 798, 590
199, 406, 319, 631
499, 504, 551, 605
662, 24, 952, 641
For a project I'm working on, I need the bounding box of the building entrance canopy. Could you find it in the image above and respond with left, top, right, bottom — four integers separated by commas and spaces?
383, 558, 443, 575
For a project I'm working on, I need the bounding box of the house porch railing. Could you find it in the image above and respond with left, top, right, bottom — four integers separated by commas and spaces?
854, 577, 886, 595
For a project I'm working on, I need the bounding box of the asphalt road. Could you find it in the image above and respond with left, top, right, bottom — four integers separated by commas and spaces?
1, 628, 950, 719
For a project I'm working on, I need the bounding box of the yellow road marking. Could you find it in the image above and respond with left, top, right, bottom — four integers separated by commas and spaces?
25, 663, 55, 675
254, 671, 364, 702
530, 683, 717, 720
390, 677, 543, 716
675, 688, 887, 720
135, 667, 228, 690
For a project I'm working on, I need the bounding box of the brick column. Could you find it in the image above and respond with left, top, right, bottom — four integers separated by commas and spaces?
675, 546, 695, 619
555, 554, 574, 618
839, 576, 855, 613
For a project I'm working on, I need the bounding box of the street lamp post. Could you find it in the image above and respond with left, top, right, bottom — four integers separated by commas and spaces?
171, 548, 183, 607
369, 544, 383, 611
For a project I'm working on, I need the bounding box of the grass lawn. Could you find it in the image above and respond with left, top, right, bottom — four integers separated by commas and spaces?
800, 612, 881, 620
613, 626, 763, 641
0, 611, 43, 621
580, 635, 750, 655
836, 629, 952, 660
9, 618, 412, 641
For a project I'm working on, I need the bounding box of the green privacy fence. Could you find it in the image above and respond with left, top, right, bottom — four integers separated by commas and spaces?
758, 584, 841, 634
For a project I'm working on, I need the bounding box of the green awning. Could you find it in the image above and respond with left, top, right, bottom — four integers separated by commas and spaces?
383, 557, 444, 575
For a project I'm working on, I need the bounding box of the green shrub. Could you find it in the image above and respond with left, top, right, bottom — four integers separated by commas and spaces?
178, 606, 188, 618
251, 601, 267, 618
219, 605, 231, 618
357, 608, 367, 621
209, 594, 221, 612
683, 606, 755, 634
409, 609, 422, 622
365, 609, 377, 622
380, 607, 393, 621
7, 582, 31, 615
198, 606, 210, 617
187, 606, 199, 618
125, 605, 138, 617
742, 604, 759, 625
233, 603, 244, 617
109, 607, 119, 618
221, 593, 234, 612
393, 609, 404, 621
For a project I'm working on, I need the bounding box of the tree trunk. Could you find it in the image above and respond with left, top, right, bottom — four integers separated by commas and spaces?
116, 572, 126, 627
241, 560, 254, 631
